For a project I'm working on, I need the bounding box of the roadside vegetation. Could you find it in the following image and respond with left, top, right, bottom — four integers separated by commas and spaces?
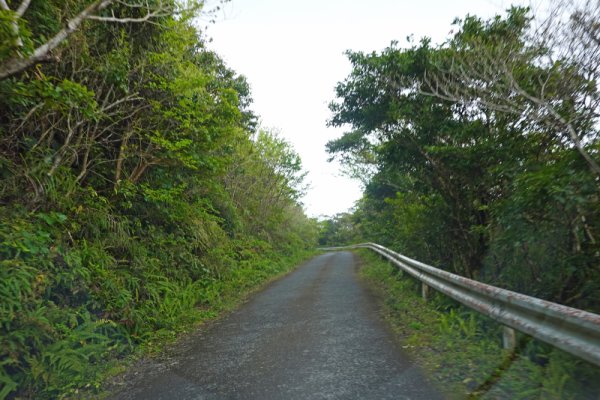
320, 2, 600, 397
323, 3, 600, 313
0, 1, 317, 398
358, 249, 600, 399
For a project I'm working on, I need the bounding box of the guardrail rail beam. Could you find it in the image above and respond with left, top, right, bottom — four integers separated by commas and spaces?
320, 243, 600, 367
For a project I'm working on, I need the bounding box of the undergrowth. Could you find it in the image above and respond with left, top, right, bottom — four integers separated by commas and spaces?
0, 202, 316, 399
357, 249, 600, 400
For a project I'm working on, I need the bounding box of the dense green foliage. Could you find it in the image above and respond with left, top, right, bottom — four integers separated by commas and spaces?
317, 212, 355, 246
321, 4, 600, 394
324, 6, 600, 312
0, 1, 317, 398
359, 250, 600, 399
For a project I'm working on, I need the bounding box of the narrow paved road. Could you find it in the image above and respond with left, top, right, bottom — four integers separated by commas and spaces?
109, 251, 445, 399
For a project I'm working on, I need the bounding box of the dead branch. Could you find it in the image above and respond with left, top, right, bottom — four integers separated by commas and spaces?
0, 0, 201, 80
419, 1, 600, 176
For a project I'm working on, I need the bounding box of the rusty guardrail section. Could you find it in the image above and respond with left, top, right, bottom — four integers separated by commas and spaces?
321, 242, 600, 367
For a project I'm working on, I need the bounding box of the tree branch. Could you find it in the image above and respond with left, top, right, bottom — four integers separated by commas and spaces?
15, 0, 31, 17
0, 0, 113, 80
0, 0, 202, 80
0, 0, 24, 49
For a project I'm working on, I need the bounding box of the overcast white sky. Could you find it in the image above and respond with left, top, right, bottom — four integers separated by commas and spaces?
205, 0, 525, 218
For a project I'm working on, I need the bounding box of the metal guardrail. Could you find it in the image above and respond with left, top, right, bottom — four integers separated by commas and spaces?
321, 242, 600, 367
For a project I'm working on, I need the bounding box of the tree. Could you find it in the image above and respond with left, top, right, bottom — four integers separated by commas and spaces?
327, 7, 600, 309
223, 129, 308, 239
318, 212, 357, 246
328, 41, 504, 278
0, 0, 207, 80
421, 3, 600, 175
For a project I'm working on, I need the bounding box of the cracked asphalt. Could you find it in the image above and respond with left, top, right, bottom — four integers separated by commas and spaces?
108, 251, 445, 399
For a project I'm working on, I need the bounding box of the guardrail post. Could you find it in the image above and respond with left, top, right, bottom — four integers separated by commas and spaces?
421, 282, 429, 301
502, 326, 516, 350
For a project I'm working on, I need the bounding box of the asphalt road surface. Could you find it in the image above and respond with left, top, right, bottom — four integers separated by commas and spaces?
109, 251, 445, 399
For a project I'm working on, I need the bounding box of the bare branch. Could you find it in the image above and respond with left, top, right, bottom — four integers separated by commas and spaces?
0, 0, 24, 49
0, 0, 202, 80
419, 1, 600, 176
15, 0, 32, 17
0, 0, 113, 80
